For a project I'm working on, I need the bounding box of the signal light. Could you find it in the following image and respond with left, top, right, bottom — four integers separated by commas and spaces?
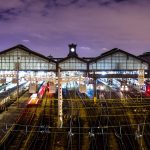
146, 85, 150, 94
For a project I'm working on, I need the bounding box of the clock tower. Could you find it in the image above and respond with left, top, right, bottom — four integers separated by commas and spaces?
68, 43, 78, 57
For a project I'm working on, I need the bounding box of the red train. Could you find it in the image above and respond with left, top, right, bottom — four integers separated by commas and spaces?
28, 83, 46, 105
27, 82, 55, 106
45, 82, 55, 97
38, 84, 46, 99
28, 93, 39, 105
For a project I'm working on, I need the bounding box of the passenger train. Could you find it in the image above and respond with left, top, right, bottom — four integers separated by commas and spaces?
27, 83, 47, 105
27, 82, 55, 106
27, 93, 39, 105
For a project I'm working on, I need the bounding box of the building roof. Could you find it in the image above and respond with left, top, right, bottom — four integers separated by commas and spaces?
138, 52, 150, 63
58, 53, 88, 63
0, 44, 56, 63
89, 48, 149, 64
0, 44, 149, 65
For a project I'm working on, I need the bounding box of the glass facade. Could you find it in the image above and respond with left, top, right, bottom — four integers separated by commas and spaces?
59, 58, 87, 70
89, 52, 149, 70
0, 48, 56, 71
0, 47, 149, 78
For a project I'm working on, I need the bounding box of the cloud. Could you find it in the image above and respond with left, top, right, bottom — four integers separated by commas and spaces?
101, 47, 109, 51
0, 0, 150, 56
22, 39, 30, 43
0, 8, 22, 21
79, 46, 91, 50
53, 0, 79, 6
0, 0, 23, 9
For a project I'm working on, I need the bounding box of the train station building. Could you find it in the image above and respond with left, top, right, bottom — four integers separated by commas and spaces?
0, 43, 149, 80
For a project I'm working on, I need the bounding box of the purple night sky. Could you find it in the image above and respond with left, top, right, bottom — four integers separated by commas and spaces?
0, 0, 150, 57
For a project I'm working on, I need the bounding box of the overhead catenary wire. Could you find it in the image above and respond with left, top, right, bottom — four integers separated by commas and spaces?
1, 82, 149, 148
1, 118, 150, 130
1, 127, 150, 136
5, 102, 150, 110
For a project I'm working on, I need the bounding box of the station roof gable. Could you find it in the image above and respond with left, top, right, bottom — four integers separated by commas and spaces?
58, 55, 87, 64
90, 48, 149, 64
138, 52, 150, 63
0, 44, 56, 63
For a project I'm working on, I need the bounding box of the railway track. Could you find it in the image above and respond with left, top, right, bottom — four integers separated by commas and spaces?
0, 81, 47, 150
126, 89, 150, 149
105, 89, 140, 150
77, 90, 108, 150
0, 107, 38, 149
18, 88, 56, 150
50, 84, 82, 150
67, 89, 82, 150
1, 80, 149, 150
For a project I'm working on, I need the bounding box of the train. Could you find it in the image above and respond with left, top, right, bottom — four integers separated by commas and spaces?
38, 84, 47, 99
27, 82, 55, 106
27, 83, 46, 105
46, 81, 55, 97
27, 93, 39, 105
